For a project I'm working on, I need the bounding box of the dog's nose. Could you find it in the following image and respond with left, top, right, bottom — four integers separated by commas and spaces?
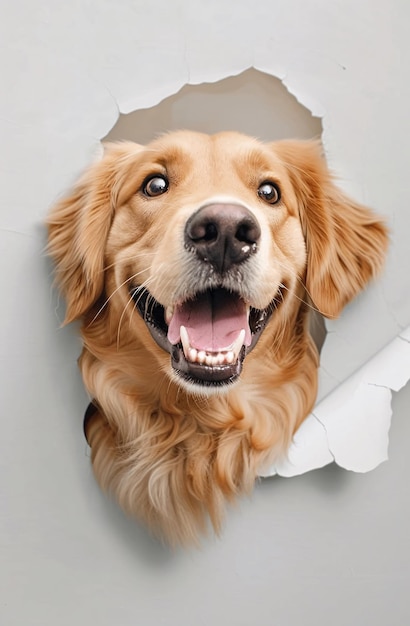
184, 203, 261, 273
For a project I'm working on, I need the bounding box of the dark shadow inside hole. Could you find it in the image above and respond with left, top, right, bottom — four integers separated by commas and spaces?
309, 308, 328, 355
104, 67, 322, 144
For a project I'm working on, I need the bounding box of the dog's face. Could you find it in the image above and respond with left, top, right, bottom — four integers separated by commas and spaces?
48, 130, 388, 393
48, 130, 388, 545
105, 132, 308, 390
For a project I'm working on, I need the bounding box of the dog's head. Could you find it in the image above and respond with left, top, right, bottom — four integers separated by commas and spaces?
48, 131, 388, 391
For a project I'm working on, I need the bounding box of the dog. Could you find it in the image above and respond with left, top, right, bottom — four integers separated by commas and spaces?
47, 130, 388, 545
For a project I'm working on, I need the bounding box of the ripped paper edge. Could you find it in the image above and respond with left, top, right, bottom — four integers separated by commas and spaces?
262, 326, 410, 478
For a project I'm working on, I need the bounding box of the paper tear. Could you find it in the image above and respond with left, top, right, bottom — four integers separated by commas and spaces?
260, 413, 334, 479
316, 383, 392, 473
104, 68, 323, 146
101, 69, 409, 480
265, 326, 410, 478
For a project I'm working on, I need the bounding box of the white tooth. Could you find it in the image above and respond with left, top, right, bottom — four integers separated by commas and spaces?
232, 329, 246, 360
226, 351, 234, 364
180, 325, 190, 359
189, 348, 197, 363
165, 306, 174, 325
205, 354, 213, 366
216, 353, 225, 365
197, 351, 206, 364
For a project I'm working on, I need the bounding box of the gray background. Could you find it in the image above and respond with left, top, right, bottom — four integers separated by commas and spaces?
1, 1, 409, 624
3, 382, 409, 625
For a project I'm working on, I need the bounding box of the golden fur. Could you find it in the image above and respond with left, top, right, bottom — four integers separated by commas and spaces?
47, 131, 388, 545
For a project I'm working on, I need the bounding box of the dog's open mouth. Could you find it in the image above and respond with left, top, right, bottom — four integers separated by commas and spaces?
130, 286, 281, 387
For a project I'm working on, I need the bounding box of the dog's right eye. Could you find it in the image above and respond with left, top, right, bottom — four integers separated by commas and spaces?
142, 175, 169, 197
257, 181, 281, 204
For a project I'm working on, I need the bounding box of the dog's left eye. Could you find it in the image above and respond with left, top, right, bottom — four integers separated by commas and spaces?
257, 181, 281, 204
142, 175, 169, 197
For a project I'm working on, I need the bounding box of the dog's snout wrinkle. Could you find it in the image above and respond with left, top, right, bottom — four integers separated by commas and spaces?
184, 203, 261, 274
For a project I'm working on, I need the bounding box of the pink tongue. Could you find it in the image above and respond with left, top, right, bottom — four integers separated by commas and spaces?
167, 290, 252, 351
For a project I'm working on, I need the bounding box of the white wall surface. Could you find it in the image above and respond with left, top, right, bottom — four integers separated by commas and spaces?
1, 1, 409, 624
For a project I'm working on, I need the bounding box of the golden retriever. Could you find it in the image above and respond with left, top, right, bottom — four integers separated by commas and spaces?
47, 131, 388, 545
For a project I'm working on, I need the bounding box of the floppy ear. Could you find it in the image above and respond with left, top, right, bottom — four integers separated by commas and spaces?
47, 142, 143, 323
274, 140, 389, 318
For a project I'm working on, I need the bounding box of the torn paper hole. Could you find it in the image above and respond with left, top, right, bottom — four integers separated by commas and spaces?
102, 67, 407, 477
104, 68, 323, 146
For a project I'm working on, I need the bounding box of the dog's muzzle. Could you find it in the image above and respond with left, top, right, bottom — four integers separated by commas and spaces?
130, 203, 283, 389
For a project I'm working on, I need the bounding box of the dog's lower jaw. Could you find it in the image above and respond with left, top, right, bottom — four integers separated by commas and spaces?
169, 345, 244, 394
79, 324, 319, 547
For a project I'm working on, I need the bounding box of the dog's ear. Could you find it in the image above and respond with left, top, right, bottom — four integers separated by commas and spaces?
274, 140, 389, 318
47, 142, 143, 323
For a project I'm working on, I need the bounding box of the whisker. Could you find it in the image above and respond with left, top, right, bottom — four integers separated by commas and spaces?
116, 293, 135, 350
87, 268, 153, 327
102, 251, 156, 273
127, 275, 156, 311
278, 280, 325, 317
117, 275, 157, 347
140, 261, 179, 308
266, 255, 327, 317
